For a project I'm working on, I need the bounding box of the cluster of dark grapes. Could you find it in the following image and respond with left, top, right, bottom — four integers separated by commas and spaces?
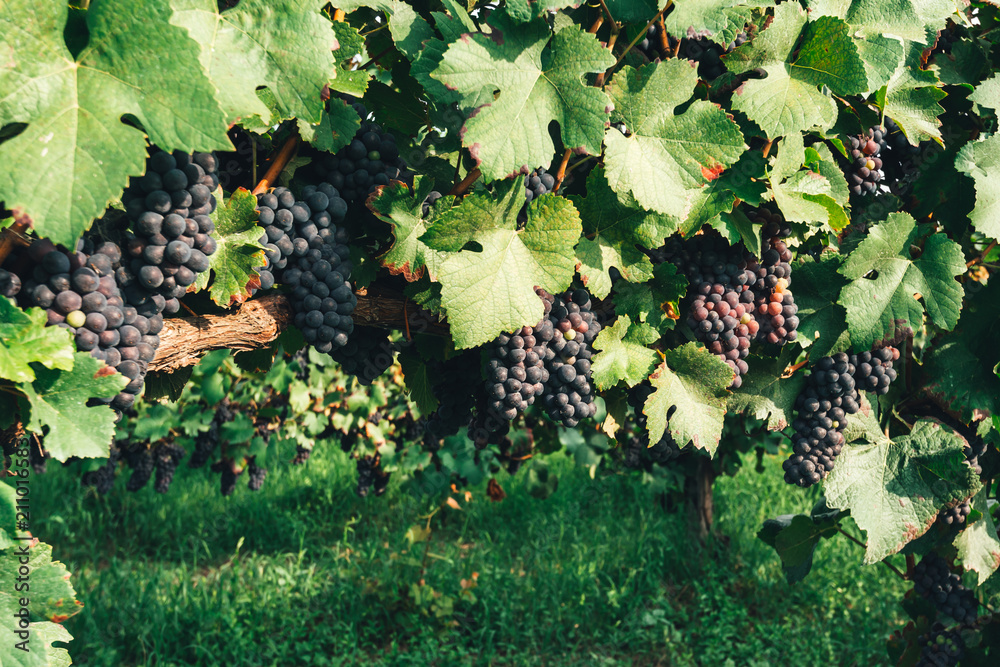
253, 183, 348, 292
484, 294, 554, 421
281, 211, 357, 354
190, 400, 233, 468
847, 125, 887, 196
80, 443, 122, 495
121, 149, 220, 313
783, 347, 900, 487
329, 326, 395, 385
879, 118, 922, 192
153, 442, 186, 493
916, 623, 965, 667
541, 289, 601, 428
1, 240, 160, 415
308, 100, 409, 205
635, 23, 747, 81
481, 288, 599, 429
122, 441, 155, 492
247, 458, 267, 492
912, 552, 979, 625
524, 168, 556, 204
623, 384, 683, 470
750, 211, 798, 346
212, 459, 240, 497
356, 453, 390, 497
425, 354, 480, 442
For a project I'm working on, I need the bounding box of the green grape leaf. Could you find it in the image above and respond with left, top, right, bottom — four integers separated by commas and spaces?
590, 316, 661, 391
330, 20, 370, 96
0, 540, 81, 623
604, 60, 746, 218
758, 512, 839, 584
824, 420, 981, 564
954, 488, 1000, 585
881, 40, 946, 144
969, 74, 1000, 113
955, 132, 1000, 241
0, 482, 17, 549
569, 168, 676, 299
726, 6, 867, 139
793, 256, 852, 357
855, 34, 906, 92
421, 181, 581, 348
16, 352, 126, 462
371, 177, 448, 282
397, 350, 439, 415
769, 132, 849, 232
686, 151, 770, 237
0, 541, 77, 666
923, 281, 1000, 422
298, 98, 361, 155
728, 350, 807, 431
838, 213, 964, 351
664, 0, 765, 41
171, 0, 335, 126
194, 188, 267, 307
613, 262, 687, 335
925, 341, 1000, 424
840, 394, 889, 447
0, 0, 231, 246
644, 343, 733, 454
0, 299, 75, 384
843, 0, 957, 45
432, 15, 614, 179
412, 4, 486, 108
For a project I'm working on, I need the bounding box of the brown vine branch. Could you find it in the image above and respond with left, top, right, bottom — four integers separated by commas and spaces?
552, 149, 574, 193
0, 220, 32, 268
607, 1, 672, 73
358, 47, 392, 71
597, 0, 618, 34
966, 239, 997, 268
150, 289, 448, 373
332, 9, 345, 21
251, 134, 300, 195
448, 167, 481, 197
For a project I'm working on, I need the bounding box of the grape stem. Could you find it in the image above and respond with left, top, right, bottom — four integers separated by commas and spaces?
596, 0, 618, 34
357, 47, 392, 72
448, 166, 481, 196
606, 1, 673, 73
552, 149, 574, 192
837, 527, 907, 579
761, 138, 774, 158
251, 134, 300, 195
966, 240, 997, 268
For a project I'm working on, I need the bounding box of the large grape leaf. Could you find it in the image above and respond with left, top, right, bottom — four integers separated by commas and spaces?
0, 541, 76, 667
194, 188, 267, 307
954, 489, 1000, 585
769, 132, 849, 232
0, 0, 231, 246
664, 0, 766, 42
725, 5, 867, 139
793, 255, 852, 357
727, 350, 807, 431
590, 316, 660, 390
171, 0, 335, 126
432, 14, 614, 179
969, 73, 1000, 113
824, 420, 981, 564
371, 177, 449, 282
644, 343, 733, 454
411, 2, 488, 109
0, 299, 75, 384
955, 132, 1000, 241
758, 510, 840, 584
613, 262, 687, 335
420, 181, 581, 348
923, 280, 1000, 422
604, 60, 746, 218
569, 168, 676, 299
838, 212, 964, 352
0, 540, 81, 623
842, 0, 958, 45
880, 39, 947, 144
16, 352, 125, 461
299, 98, 362, 155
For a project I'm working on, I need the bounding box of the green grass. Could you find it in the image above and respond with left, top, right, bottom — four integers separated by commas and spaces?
31, 445, 907, 666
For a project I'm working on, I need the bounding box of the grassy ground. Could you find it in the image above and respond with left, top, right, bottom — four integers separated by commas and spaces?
31, 444, 907, 666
